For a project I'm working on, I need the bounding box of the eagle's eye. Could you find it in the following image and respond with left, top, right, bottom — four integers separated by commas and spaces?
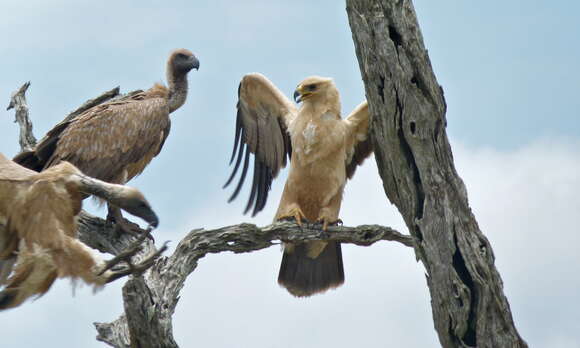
176, 53, 188, 59
306, 84, 317, 91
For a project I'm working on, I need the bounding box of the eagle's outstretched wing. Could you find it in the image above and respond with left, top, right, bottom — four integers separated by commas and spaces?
224, 73, 297, 216
343, 101, 373, 179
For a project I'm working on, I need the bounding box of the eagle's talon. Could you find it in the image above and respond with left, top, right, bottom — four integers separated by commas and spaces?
315, 218, 342, 231
277, 207, 308, 227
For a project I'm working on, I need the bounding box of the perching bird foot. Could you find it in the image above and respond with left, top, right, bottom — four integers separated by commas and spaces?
98, 228, 168, 283
278, 207, 308, 226
315, 218, 343, 231
107, 214, 153, 241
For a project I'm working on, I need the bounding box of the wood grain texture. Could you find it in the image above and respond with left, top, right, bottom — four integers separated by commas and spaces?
346, 1, 527, 347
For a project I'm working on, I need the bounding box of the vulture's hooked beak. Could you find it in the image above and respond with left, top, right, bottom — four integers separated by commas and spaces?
191, 55, 200, 71
123, 202, 159, 228
144, 210, 159, 229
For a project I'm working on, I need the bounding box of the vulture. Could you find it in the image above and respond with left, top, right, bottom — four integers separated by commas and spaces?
0, 153, 158, 310
14, 49, 199, 234
225, 73, 372, 297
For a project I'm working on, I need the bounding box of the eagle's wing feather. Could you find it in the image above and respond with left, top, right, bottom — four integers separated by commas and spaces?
225, 73, 297, 216
344, 101, 373, 179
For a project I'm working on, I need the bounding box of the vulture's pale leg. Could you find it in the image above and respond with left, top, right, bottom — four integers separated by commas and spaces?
106, 204, 145, 238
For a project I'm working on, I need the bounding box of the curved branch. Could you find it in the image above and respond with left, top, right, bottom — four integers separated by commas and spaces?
95, 222, 412, 348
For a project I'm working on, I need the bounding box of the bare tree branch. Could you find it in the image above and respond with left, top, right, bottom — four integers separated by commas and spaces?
94, 222, 412, 348
6, 82, 36, 151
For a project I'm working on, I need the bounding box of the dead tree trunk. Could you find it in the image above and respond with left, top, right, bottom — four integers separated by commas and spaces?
346, 1, 527, 347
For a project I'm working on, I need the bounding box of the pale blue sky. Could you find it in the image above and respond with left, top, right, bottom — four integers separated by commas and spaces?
0, 1, 578, 347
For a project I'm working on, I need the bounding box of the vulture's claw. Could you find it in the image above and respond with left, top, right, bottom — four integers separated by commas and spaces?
107, 205, 155, 241
115, 217, 155, 241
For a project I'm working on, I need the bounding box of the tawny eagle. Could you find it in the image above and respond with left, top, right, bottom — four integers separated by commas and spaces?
14, 49, 199, 234
0, 153, 158, 309
225, 73, 372, 297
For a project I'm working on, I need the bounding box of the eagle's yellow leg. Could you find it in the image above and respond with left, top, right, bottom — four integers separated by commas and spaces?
316, 200, 342, 231
277, 204, 307, 226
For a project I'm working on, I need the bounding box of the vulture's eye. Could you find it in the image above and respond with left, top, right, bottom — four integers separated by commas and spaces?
176, 53, 188, 59
307, 84, 317, 91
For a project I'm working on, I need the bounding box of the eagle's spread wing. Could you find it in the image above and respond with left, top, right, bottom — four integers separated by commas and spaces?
344, 101, 373, 179
16, 90, 170, 184
225, 73, 297, 216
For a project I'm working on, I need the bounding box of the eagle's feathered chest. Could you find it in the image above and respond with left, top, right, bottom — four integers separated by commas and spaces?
289, 112, 346, 164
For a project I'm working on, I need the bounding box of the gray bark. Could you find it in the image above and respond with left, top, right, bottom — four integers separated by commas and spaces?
94, 222, 412, 348
346, 1, 527, 347
6, 82, 36, 151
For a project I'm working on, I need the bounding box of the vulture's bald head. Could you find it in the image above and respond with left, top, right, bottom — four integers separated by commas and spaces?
168, 48, 199, 77
110, 187, 159, 228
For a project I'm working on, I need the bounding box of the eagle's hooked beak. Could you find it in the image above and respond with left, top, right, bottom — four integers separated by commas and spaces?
293, 89, 302, 103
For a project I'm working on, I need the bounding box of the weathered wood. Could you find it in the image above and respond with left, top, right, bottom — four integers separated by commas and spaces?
6, 82, 36, 151
346, 1, 527, 347
94, 221, 413, 348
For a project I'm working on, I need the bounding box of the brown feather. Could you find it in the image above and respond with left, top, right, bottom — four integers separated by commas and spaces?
0, 155, 109, 309
225, 73, 297, 215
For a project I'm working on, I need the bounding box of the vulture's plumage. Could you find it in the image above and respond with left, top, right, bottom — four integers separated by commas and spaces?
225, 74, 372, 297
0, 153, 158, 309
14, 49, 199, 233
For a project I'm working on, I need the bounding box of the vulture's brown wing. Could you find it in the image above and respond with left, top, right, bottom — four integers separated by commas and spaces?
0, 153, 35, 181
344, 101, 373, 179
0, 155, 72, 287
0, 154, 33, 280
224, 73, 297, 216
40, 94, 170, 183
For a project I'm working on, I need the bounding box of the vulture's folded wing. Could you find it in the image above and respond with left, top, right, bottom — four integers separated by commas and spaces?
15, 91, 170, 183
344, 101, 373, 179
224, 73, 297, 216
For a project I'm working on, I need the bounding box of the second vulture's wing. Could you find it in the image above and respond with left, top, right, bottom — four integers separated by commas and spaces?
343, 101, 373, 179
224, 73, 297, 216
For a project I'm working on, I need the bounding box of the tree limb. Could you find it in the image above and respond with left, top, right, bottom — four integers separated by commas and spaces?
94, 221, 412, 348
6, 82, 36, 151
